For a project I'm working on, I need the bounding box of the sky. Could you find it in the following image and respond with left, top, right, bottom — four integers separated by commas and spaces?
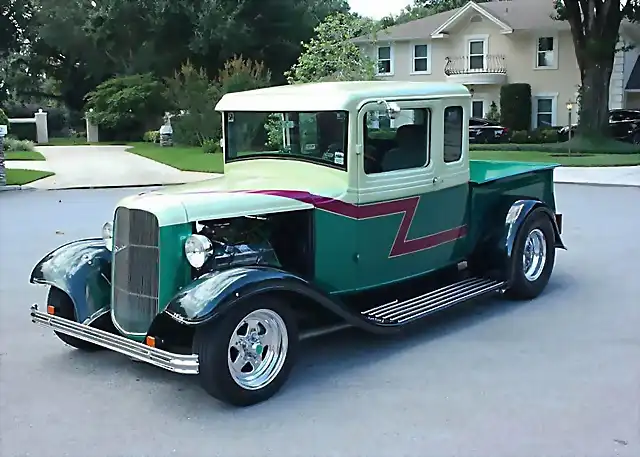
348, 0, 411, 19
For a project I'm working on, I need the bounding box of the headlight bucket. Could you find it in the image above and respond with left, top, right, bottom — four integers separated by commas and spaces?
102, 222, 113, 251
184, 234, 213, 268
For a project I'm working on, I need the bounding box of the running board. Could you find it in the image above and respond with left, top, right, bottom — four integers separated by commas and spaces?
362, 277, 507, 326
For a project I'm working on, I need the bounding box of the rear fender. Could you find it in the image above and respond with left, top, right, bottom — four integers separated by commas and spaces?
505, 199, 566, 257
163, 266, 394, 334
30, 238, 112, 324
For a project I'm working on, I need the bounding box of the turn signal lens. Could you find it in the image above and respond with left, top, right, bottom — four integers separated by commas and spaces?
47, 305, 55, 315
145, 336, 156, 347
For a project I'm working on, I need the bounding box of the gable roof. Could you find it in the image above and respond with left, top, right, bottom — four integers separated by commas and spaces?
352, 0, 570, 43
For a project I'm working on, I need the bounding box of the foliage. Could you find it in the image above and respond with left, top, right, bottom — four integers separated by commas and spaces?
3, 137, 36, 152
127, 142, 224, 173
486, 101, 500, 122
202, 138, 221, 154
264, 114, 285, 149
380, 0, 491, 27
552, 0, 640, 137
500, 84, 532, 132
3, 103, 69, 138
506, 128, 559, 144
85, 73, 168, 141
5, 169, 54, 185
143, 130, 160, 143
166, 56, 271, 147
0, 108, 8, 128
286, 12, 377, 83
471, 136, 640, 154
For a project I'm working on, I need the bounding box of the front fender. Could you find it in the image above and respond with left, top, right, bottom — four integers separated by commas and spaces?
30, 238, 112, 324
163, 266, 394, 334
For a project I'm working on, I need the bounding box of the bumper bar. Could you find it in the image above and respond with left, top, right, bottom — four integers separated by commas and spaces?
30, 304, 199, 375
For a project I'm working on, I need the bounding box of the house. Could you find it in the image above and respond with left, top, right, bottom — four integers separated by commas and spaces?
353, 0, 640, 129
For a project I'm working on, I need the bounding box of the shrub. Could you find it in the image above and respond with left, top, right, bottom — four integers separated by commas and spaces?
500, 84, 531, 131
3, 137, 35, 152
470, 137, 640, 154
486, 101, 500, 122
509, 130, 530, 143
85, 73, 169, 141
0, 108, 8, 128
202, 138, 221, 154
143, 130, 160, 143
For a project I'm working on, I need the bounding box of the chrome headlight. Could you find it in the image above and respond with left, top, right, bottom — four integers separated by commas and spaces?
102, 222, 113, 251
184, 234, 213, 268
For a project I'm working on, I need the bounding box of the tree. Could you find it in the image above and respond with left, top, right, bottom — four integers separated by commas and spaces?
285, 12, 377, 83
553, 0, 640, 138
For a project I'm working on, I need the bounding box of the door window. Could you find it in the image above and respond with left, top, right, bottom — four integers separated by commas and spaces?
444, 106, 463, 163
472, 100, 484, 118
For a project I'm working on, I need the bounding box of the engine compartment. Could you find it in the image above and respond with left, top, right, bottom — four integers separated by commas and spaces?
192, 210, 314, 278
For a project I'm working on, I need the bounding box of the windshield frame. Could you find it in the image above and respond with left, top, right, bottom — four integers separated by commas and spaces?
223, 110, 350, 171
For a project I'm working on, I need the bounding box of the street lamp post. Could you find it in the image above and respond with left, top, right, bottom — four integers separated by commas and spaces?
566, 101, 573, 157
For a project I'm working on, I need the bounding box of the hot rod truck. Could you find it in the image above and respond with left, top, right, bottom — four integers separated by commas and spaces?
30, 81, 565, 406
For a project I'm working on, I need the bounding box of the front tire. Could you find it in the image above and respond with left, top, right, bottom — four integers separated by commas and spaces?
47, 287, 106, 351
505, 210, 556, 300
193, 295, 299, 407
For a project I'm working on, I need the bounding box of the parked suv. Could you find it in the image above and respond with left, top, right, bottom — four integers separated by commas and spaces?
559, 108, 640, 143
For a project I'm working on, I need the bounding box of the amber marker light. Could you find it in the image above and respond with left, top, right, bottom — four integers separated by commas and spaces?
145, 336, 156, 348
47, 305, 55, 315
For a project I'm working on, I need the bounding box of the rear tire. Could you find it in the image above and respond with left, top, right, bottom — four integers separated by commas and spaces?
193, 295, 299, 407
47, 287, 106, 351
505, 209, 556, 300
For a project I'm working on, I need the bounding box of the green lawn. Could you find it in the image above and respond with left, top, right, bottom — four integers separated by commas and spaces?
44, 137, 128, 146
6, 169, 54, 185
470, 150, 640, 166
126, 142, 224, 173
4, 149, 46, 161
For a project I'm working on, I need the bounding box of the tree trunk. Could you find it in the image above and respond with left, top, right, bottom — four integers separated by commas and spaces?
576, 62, 613, 138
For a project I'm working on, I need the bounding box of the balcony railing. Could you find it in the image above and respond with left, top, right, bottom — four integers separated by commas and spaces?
444, 54, 507, 76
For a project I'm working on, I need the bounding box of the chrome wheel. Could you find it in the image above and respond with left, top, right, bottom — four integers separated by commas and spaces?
522, 228, 547, 282
227, 309, 289, 391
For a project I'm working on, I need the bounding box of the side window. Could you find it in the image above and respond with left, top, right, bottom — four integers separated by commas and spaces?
444, 106, 463, 163
364, 108, 431, 174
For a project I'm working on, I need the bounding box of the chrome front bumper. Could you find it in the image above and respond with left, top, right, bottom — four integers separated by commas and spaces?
30, 304, 199, 375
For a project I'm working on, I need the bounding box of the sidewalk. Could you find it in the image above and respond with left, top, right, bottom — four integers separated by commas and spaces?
5, 145, 218, 190
553, 165, 640, 187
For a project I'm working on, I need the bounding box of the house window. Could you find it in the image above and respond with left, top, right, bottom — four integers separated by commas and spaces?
536, 98, 554, 127
537, 37, 555, 68
444, 106, 463, 163
472, 100, 484, 118
413, 44, 430, 73
468, 40, 485, 70
377, 46, 392, 75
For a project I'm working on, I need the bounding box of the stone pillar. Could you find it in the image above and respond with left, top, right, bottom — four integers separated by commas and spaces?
0, 124, 7, 187
86, 110, 99, 143
34, 109, 48, 143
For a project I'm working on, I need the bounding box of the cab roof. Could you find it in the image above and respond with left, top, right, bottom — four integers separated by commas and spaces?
215, 81, 471, 112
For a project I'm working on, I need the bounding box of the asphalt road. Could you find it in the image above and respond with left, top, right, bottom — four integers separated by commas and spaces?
1, 184, 639, 457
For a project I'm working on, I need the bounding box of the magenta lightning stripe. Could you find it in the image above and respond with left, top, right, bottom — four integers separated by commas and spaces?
241, 190, 467, 257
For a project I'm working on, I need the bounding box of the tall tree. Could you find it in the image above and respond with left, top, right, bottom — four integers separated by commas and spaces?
553, 0, 640, 138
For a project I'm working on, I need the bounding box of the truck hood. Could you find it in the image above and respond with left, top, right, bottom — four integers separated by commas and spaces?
115, 166, 348, 226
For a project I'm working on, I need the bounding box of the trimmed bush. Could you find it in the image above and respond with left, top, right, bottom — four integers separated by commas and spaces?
143, 130, 160, 143
3, 137, 35, 152
470, 137, 640, 155
500, 84, 531, 131
202, 138, 221, 154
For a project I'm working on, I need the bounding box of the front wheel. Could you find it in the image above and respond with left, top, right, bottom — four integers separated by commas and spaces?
193, 296, 299, 407
505, 210, 556, 300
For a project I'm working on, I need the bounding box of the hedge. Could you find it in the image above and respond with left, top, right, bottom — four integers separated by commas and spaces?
470, 137, 640, 155
500, 84, 531, 131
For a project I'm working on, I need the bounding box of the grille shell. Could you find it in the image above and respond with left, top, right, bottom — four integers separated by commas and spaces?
111, 207, 160, 335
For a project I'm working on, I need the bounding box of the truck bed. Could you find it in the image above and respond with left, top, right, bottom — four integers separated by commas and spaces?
469, 160, 559, 185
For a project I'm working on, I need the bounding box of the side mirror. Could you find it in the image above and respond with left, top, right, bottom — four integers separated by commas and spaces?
377, 99, 401, 119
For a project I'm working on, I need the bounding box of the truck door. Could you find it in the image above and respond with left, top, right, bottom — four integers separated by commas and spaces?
354, 98, 470, 291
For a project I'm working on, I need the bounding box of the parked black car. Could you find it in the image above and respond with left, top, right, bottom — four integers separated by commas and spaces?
558, 109, 640, 143
468, 117, 509, 144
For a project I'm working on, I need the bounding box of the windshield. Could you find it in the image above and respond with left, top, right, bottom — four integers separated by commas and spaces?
224, 111, 348, 169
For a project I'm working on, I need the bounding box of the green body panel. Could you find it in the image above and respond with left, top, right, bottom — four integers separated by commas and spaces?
158, 223, 193, 313
469, 160, 559, 185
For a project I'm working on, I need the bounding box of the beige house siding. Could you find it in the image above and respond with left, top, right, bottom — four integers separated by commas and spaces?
360, 15, 585, 129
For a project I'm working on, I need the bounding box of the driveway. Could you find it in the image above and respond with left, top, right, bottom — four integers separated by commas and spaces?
7, 145, 218, 189
1, 184, 639, 457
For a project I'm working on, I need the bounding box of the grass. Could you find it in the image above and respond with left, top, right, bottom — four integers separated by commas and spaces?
43, 137, 129, 146
4, 149, 46, 160
126, 142, 224, 173
470, 149, 640, 166
471, 136, 640, 155
6, 169, 54, 185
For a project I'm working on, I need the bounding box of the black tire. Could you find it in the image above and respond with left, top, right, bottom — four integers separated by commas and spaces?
47, 287, 106, 351
505, 209, 556, 300
193, 295, 299, 407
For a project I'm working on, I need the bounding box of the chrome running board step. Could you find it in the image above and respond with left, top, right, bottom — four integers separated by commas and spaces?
362, 277, 507, 326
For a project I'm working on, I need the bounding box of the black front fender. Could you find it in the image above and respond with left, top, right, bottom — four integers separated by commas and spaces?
30, 238, 112, 324
163, 266, 395, 334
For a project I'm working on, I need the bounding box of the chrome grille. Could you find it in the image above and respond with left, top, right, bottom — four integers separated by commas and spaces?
112, 207, 160, 334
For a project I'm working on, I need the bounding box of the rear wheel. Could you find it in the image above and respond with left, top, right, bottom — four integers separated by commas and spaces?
193, 295, 299, 407
47, 287, 105, 351
505, 210, 556, 299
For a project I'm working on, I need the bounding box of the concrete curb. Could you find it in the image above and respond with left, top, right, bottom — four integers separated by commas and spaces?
0, 182, 191, 192
554, 180, 640, 189
0, 185, 36, 192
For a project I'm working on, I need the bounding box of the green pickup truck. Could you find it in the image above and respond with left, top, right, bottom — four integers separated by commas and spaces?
29, 81, 565, 407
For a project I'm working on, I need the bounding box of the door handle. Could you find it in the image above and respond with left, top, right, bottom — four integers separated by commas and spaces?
432, 176, 441, 184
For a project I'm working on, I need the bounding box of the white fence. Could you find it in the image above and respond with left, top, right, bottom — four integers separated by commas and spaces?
8, 109, 49, 143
